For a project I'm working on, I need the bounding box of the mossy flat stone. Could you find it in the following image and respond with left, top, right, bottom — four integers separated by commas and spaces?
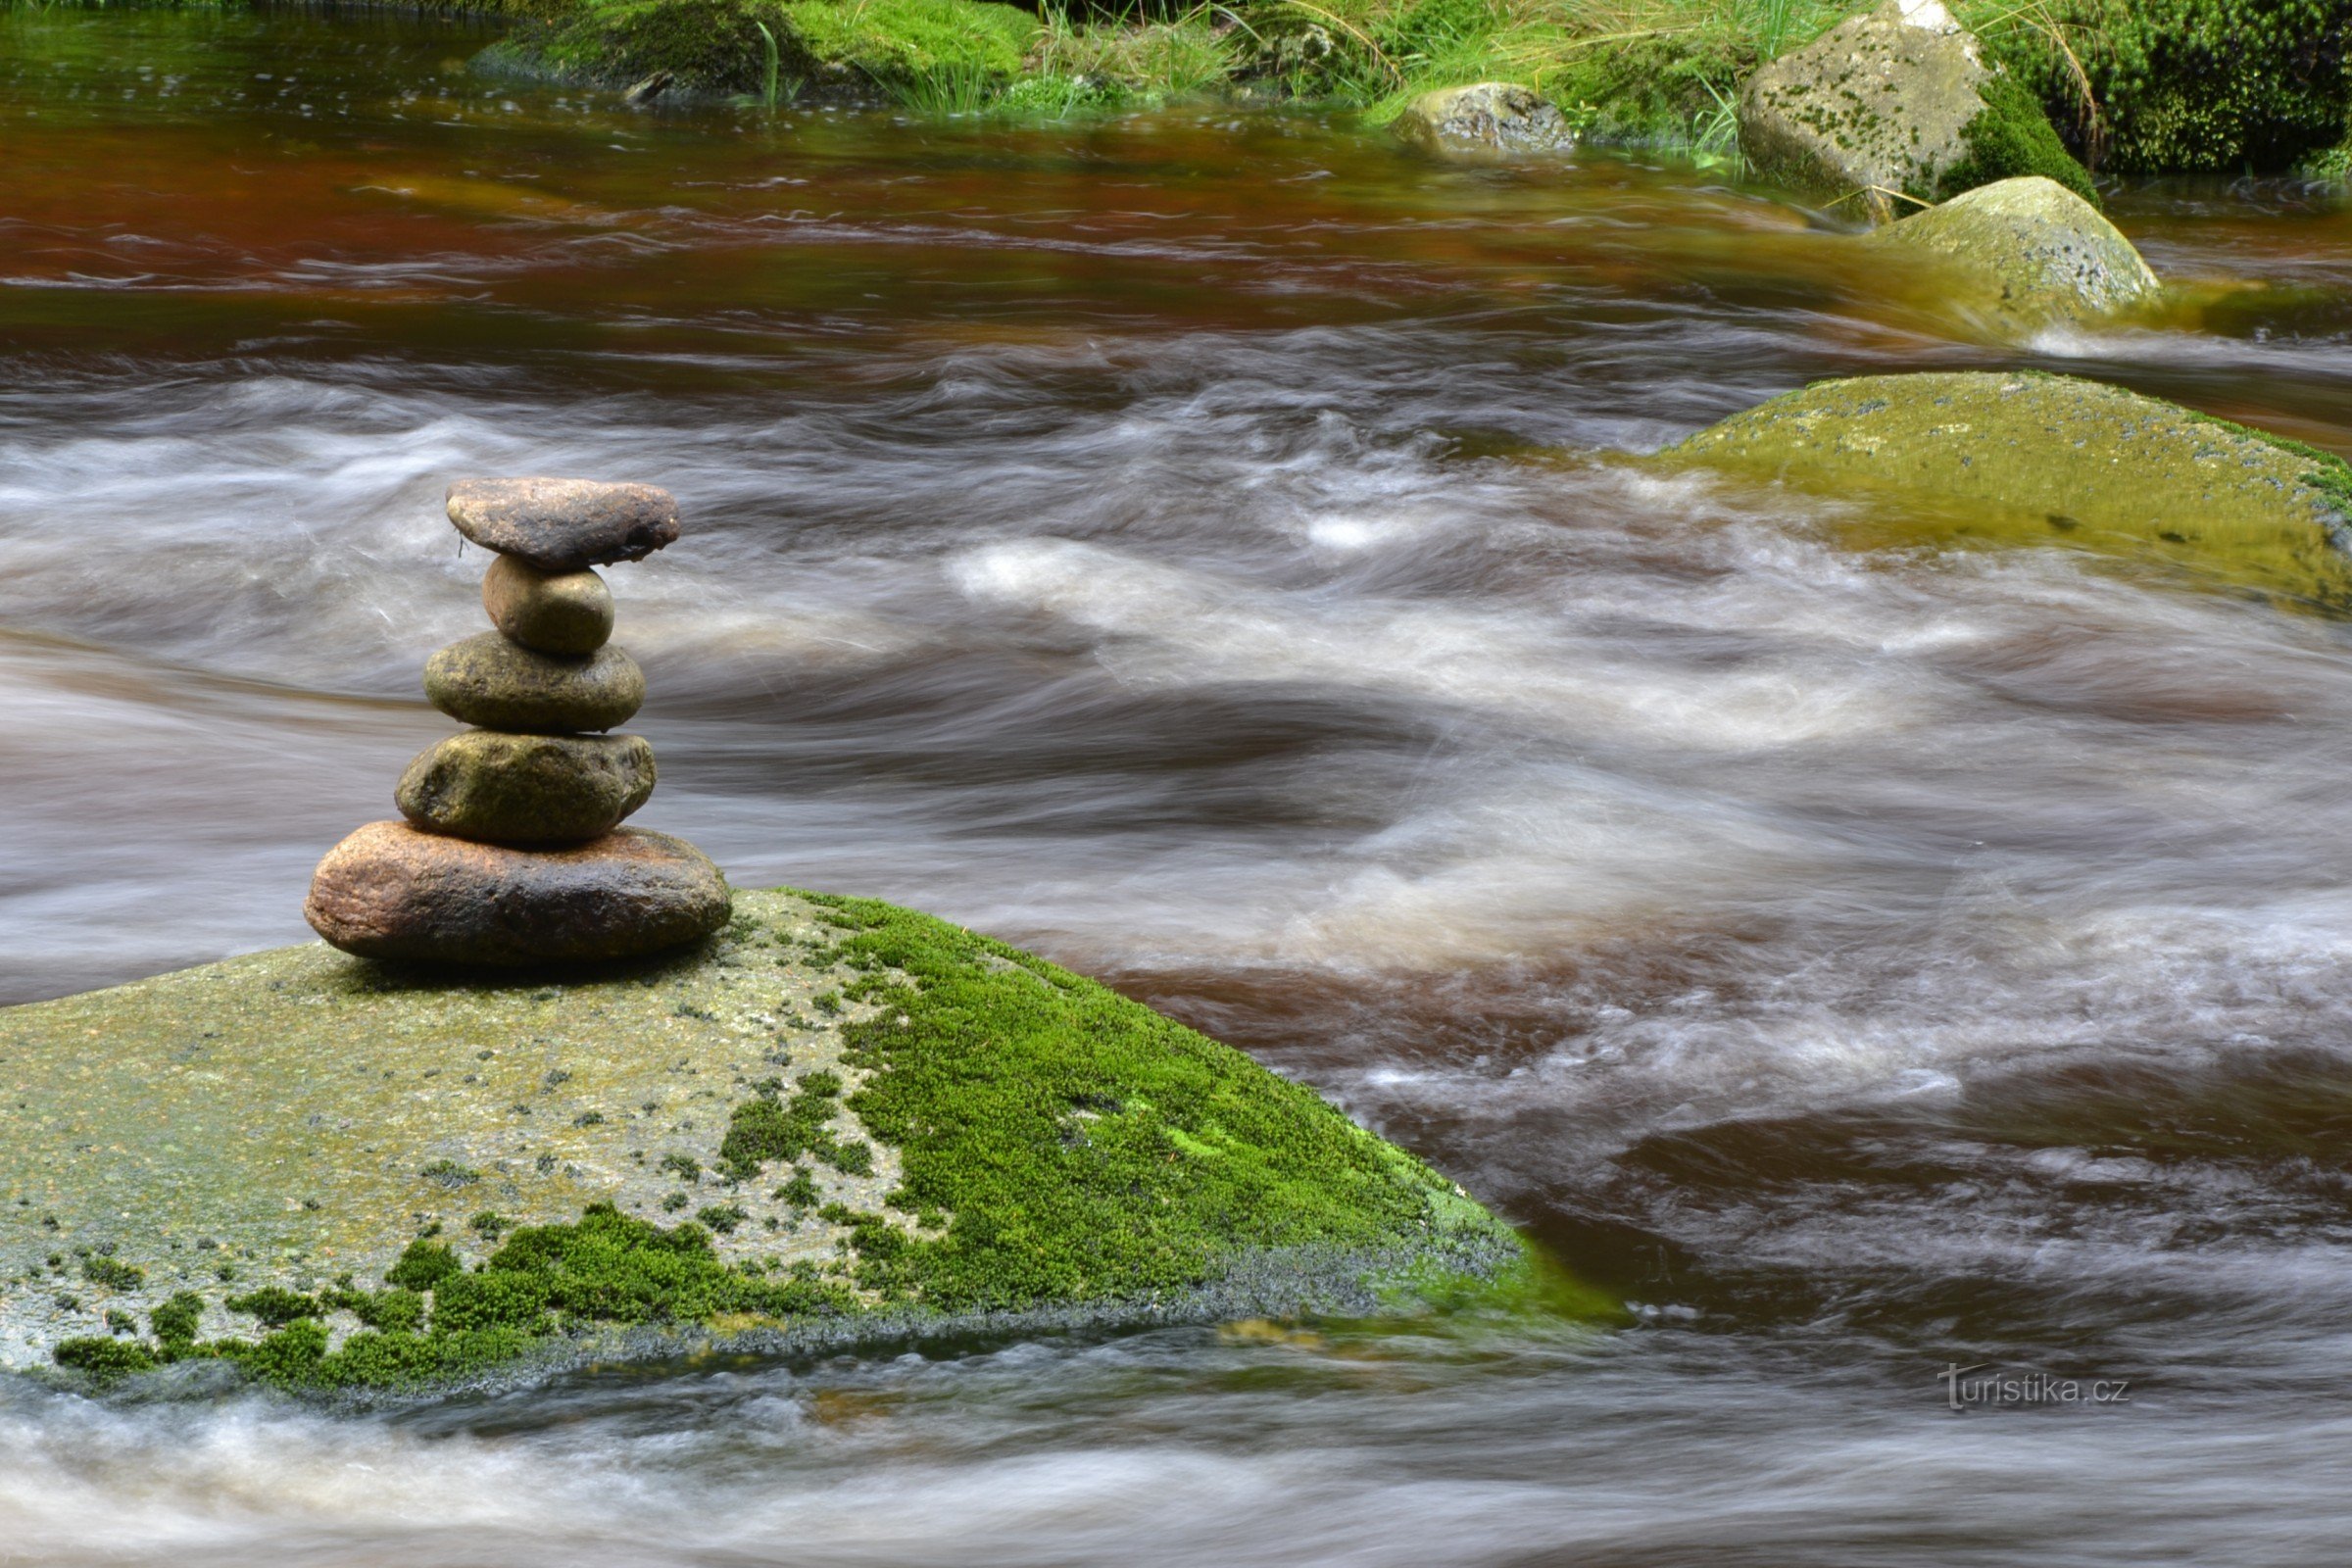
1659, 370, 2352, 610
395, 730, 656, 844
1737, 0, 2093, 222
423, 632, 645, 734
305, 822, 730, 965
1391, 83, 1573, 157
482, 556, 614, 657
446, 477, 679, 572
1862, 175, 2161, 338
0, 891, 1559, 1392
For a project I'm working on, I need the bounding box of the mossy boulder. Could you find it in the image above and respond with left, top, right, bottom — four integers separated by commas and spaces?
1860, 174, 2160, 339
1659, 370, 2352, 610
493, 0, 1043, 99
1738, 0, 2094, 222
1390, 82, 1573, 156
1, 890, 1560, 1392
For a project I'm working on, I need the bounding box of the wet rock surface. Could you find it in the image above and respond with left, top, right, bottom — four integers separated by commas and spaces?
1392, 83, 1573, 156
1661, 369, 2352, 609
481, 556, 615, 656
0, 890, 1535, 1384
446, 477, 680, 572
304, 821, 730, 965
395, 730, 657, 844
423, 633, 645, 734
1862, 175, 2162, 337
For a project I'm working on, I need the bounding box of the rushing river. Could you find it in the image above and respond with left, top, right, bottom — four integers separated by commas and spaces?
8, 6, 2352, 1562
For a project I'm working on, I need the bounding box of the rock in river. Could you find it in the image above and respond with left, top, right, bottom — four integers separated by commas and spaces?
1862, 175, 2161, 338
1391, 82, 1573, 156
481, 555, 615, 656
423, 632, 645, 734
1660, 370, 2352, 610
4, 889, 1572, 1390
395, 730, 656, 844
304, 820, 729, 965
447, 477, 680, 572
1738, 0, 2093, 221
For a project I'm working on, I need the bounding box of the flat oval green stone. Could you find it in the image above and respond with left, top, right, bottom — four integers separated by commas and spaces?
423, 632, 645, 733
481, 556, 614, 657
395, 730, 656, 844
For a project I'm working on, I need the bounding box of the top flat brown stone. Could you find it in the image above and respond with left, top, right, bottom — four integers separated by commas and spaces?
446, 477, 681, 571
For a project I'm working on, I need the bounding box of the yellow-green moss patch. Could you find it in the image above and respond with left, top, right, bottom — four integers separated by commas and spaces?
1657, 370, 2352, 612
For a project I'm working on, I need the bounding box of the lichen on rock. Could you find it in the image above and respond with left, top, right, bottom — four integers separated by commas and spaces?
2, 890, 1565, 1393
1656, 370, 2352, 611
1737, 0, 2094, 222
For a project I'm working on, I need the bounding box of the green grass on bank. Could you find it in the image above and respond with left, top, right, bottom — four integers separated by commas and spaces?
483, 0, 2349, 174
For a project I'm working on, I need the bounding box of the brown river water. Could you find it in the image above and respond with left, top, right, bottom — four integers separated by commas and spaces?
7, 6, 2352, 1563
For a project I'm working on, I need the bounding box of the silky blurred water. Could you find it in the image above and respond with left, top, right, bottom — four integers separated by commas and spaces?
6, 7, 2352, 1563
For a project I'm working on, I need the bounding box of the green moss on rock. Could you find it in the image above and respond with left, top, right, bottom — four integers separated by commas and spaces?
1659, 370, 2352, 611
2, 890, 1568, 1393
1939, 66, 2097, 203
499, 0, 1040, 98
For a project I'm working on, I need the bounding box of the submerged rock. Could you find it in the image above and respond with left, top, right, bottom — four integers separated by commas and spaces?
395, 730, 657, 844
446, 477, 680, 572
1661, 370, 2352, 609
304, 822, 729, 965
1392, 83, 1573, 156
1738, 0, 2093, 222
1, 890, 1561, 1390
1861, 175, 2161, 337
423, 633, 646, 734
482, 556, 614, 657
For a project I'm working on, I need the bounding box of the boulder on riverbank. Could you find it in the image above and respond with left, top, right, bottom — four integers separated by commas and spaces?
2, 889, 1558, 1393
1659, 371, 2352, 610
1738, 0, 2093, 222
1391, 82, 1573, 156
1861, 175, 2161, 338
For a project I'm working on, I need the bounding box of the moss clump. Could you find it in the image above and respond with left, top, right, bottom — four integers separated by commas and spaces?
384, 1238, 463, 1292
77, 1205, 860, 1391
1942, 68, 2098, 203
52, 1337, 158, 1383
149, 1292, 205, 1349
77, 1254, 144, 1292
806, 894, 1522, 1311
716, 1068, 851, 1179
1983, 0, 2352, 174
224, 1287, 320, 1327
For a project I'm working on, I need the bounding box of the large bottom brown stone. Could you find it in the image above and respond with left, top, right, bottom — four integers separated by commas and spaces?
304, 822, 731, 966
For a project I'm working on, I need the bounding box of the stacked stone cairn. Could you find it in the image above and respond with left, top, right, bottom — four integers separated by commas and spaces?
305, 478, 730, 966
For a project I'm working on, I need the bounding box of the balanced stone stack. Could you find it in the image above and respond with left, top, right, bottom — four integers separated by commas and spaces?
305, 478, 730, 966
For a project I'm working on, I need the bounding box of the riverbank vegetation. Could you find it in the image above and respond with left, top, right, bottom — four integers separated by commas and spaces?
462, 0, 2352, 173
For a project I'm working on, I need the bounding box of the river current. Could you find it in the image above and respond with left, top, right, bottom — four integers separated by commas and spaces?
6, 7, 2352, 1563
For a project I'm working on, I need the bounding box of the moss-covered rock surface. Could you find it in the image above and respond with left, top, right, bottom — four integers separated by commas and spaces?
1660, 370, 2352, 610
0, 889, 1548, 1394
1859, 174, 2160, 339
